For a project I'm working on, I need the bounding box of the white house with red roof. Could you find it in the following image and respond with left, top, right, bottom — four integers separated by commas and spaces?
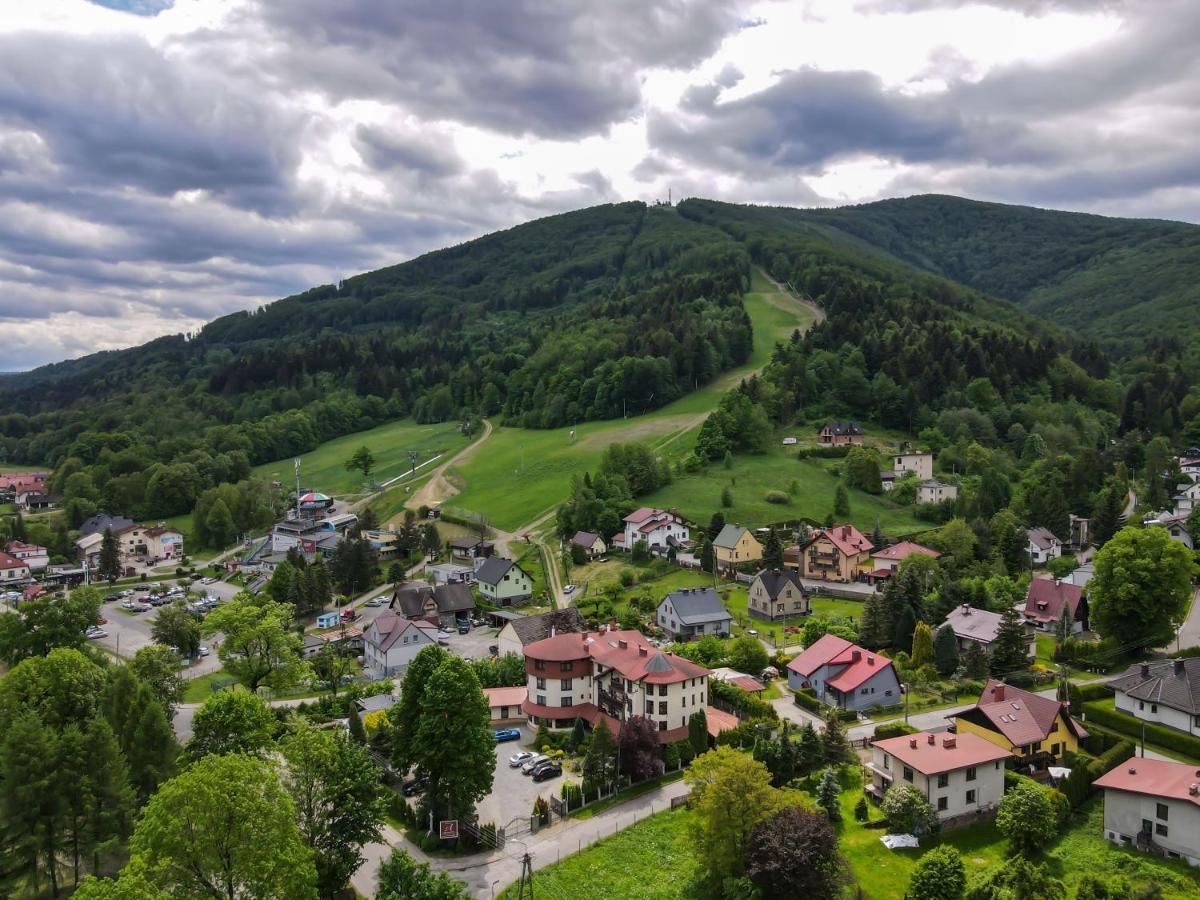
1094, 757, 1200, 864
786, 634, 901, 711
620, 507, 690, 554
521, 628, 727, 743
0, 550, 32, 585
869, 541, 941, 580
1023, 578, 1086, 634
5, 540, 49, 572
868, 731, 1012, 823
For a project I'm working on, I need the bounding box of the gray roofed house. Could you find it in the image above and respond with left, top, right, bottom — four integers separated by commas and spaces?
389, 580, 476, 627
476, 556, 534, 606
712, 524, 748, 550
79, 513, 136, 538
496, 607, 586, 658
1109, 659, 1200, 736
747, 568, 809, 621
1027, 526, 1063, 565
941, 604, 1035, 658
570, 531, 606, 559
656, 587, 732, 640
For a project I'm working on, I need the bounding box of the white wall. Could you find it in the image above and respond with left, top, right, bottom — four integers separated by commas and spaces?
871, 746, 1006, 821
1115, 689, 1200, 737
1103, 789, 1200, 865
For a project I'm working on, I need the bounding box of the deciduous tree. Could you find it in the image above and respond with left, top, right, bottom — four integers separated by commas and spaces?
150, 603, 201, 660
375, 849, 470, 900
1090, 525, 1194, 648
391, 644, 448, 773
727, 633, 769, 676
744, 806, 845, 900
187, 689, 276, 759
618, 715, 663, 783
909, 845, 966, 900
996, 781, 1056, 856
129, 646, 185, 716
203, 595, 306, 693
345, 445, 376, 481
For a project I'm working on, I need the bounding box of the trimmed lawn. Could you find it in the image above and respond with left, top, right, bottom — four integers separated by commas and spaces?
251, 418, 470, 498
183, 670, 235, 703
447, 276, 821, 532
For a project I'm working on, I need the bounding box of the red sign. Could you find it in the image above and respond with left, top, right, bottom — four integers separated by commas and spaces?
301, 540, 316, 553
438, 820, 459, 840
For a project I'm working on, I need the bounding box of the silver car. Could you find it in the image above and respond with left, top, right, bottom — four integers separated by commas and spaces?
521, 754, 550, 775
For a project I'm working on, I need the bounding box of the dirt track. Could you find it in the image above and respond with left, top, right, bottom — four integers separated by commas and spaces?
403, 418, 494, 514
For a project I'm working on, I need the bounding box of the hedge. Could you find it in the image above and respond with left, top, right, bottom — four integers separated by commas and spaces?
873, 721, 918, 740
793, 689, 857, 722
1067, 681, 1111, 715
1082, 701, 1200, 759
711, 679, 778, 721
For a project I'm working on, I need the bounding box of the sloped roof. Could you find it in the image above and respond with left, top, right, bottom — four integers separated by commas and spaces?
804, 524, 873, 557
477, 556, 524, 585
1024, 579, 1082, 624
713, 524, 750, 550
819, 421, 864, 435
390, 581, 436, 617
483, 686, 527, 708
941, 605, 1005, 645
1027, 526, 1061, 550
434, 582, 475, 612
0, 551, 28, 570
873, 731, 1013, 775
1093, 757, 1200, 806
752, 568, 805, 600
662, 587, 731, 625
79, 513, 135, 537
873, 541, 941, 562
1108, 659, 1200, 715
952, 679, 1086, 747
787, 633, 895, 692
504, 608, 585, 646
524, 629, 709, 684
572, 531, 602, 548
366, 611, 438, 653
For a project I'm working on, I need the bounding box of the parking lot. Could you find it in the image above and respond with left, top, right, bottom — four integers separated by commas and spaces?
475, 724, 564, 828
93, 590, 223, 678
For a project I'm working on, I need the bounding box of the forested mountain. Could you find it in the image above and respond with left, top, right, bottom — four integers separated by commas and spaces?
744, 194, 1200, 360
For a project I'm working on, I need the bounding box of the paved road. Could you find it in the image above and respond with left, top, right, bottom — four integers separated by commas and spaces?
1168, 588, 1200, 653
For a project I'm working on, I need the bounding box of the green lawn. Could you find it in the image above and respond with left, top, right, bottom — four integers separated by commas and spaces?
504, 767, 1200, 899
639, 440, 926, 538
183, 670, 236, 703
0, 463, 50, 473
251, 419, 470, 498
447, 274, 821, 531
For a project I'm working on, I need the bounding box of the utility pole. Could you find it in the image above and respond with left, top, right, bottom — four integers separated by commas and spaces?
409, 450, 420, 478
515, 851, 534, 899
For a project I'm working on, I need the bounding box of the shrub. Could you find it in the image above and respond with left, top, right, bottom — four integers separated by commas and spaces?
764, 490, 789, 504
854, 796, 869, 822
996, 781, 1057, 856
1066, 681, 1112, 714
619, 569, 636, 587
882, 783, 936, 835
873, 721, 918, 740
1083, 701, 1200, 758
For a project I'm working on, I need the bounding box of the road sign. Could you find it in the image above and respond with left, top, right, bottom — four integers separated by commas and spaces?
439, 820, 459, 840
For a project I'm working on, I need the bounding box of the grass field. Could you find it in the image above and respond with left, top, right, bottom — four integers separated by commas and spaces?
0, 463, 50, 473
504, 769, 1200, 899
251, 419, 470, 498
446, 272, 821, 532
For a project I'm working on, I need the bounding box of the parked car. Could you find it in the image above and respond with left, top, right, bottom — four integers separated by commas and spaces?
341, 607, 358, 622
401, 777, 427, 797
521, 755, 550, 775
103, 593, 122, 602
365, 597, 385, 607
563, 584, 575, 595
493, 728, 521, 743
532, 763, 562, 783
509, 750, 535, 768
471, 617, 487, 627
85, 626, 107, 639
458, 622, 470, 634
198, 646, 210, 657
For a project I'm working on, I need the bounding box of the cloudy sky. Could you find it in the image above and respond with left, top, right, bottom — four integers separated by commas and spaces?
2, 0, 1198, 371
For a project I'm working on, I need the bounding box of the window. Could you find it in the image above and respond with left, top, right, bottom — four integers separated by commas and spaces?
700, 691, 704, 704
1050, 721, 1059, 733
1157, 803, 1169, 821
883, 755, 890, 770
1151, 704, 1158, 713
1050, 743, 1060, 757
937, 797, 948, 812
1139, 701, 1145, 711
645, 701, 654, 714
885, 690, 893, 697
659, 702, 668, 715
861, 688, 869, 695
560, 678, 572, 691
965, 767, 977, 782
1032, 741, 1042, 753
1156, 823, 1169, 837
658, 721, 666, 731
659, 684, 668, 697
535, 660, 546, 671
562, 697, 572, 708
537, 695, 546, 706
903, 767, 913, 783
937, 774, 949, 788
966, 790, 976, 805
560, 661, 573, 673
536, 678, 546, 690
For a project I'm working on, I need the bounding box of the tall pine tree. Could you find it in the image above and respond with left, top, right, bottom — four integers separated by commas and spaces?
989, 605, 1032, 678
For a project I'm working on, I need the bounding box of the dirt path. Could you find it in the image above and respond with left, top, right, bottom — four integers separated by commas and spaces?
403, 418, 494, 514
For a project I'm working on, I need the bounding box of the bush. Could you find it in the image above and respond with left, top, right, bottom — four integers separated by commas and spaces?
711, 679, 778, 721
1066, 681, 1111, 715
764, 490, 789, 505
619, 569, 636, 587
873, 721, 918, 740
1082, 701, 1200, 758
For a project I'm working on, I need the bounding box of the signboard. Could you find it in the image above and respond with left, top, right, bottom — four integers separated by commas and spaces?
439, 820, 459, 840
301, 540, 317, 554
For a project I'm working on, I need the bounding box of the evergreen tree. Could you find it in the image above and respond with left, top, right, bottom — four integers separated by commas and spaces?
833, 483, 850, 518
348, 706, 367, 744
568, 718, 587, 753
859, 590, 889, 649
910, 621, 934, 669
82, 716, 135, 879
761, 529, 784, 570
963, 642, 990, 679
816, 768, 842, 822
59, 722, 91, 887
797, 722, 822, 774
933, 624, 959, 677
1090, 480, 1126, 547
893, 603, 917, 655
0, 711, 63, 897
582, 720, 619, 797
989, 605, 1032, 678
821, 710, 850, 766
721, 485, 733, 507
688, 709, 709, 759
707, 512, 726, 542
124, 686, 178, 802
700, 537, 715, 574
97, 527, 122, 582
204, 498, 235, 548
871, 517, 884, 551
1054, 602, 1074, 646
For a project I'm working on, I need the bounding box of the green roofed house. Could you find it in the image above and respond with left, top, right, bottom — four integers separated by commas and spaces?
476, 556, 534, 607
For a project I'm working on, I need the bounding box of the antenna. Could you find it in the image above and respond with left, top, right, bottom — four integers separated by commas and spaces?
294, 458, 302, 518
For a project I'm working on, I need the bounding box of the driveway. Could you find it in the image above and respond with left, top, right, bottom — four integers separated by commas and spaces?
1167, 588, 1200, 653
475, 724, 564, 830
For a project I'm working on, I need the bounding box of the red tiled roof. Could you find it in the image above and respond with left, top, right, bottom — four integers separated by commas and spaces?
952, 679, 1087, 746
873, 541, 941, 562
524, 629, 710, 684
5, 540, 45, 554
786, 633, 894, 692
873, 731, 1012, 775
1093, 757, 1200, 805
484, 686, 528, 708
805, 524, 873, 557
705, 705, 739, 737
1024, 579, 1082, 624
0, 551, 28, 570
730, 675, 766, 693
623, 507, 658, 523
868, 568, 895, 579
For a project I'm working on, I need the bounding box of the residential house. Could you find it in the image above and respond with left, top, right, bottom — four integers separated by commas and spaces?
818, 422, 865, 446
570, 531, 607, 560
390, 580, 476, 628
1144, 514, 1195, 550
0, 472, 47, 499
882, 453, 933, 490
656, 587, 733, 640
1179, 454, 1200, 480
78, 513, 135, 538
1023, 578, 1086, 634
424, 562, 476, 584
1172, 480, 1200, 516
869, 541, 941, 578
496, 607, 586, 659
1109, 659, 1200, 738
16, 491, 57, 511
0, 551, 32, 584
362, 529, 401, 560
621, 507, 690, 554
521, 628, 721, 742
917, 480, 958, 505
449, 537, 494, 564
867, 731, 1012, 824
362, 612, 440, 676
476, 557, 534, 606
301, 633, 326, 660
747, 568, 809, 621
786, 634, 901, 711
950, 680, 1087, 768
941, 605, 1034, 658
1093, 757, 1200, 865
1027, 527, 1064, 566
712, 524, 762, 572
75, 532, 105, 567
791, 524, 874, 583
1069, 514, 1091, 550
5, 540, 49, 572
483, 686, 528, 725
114, 524, 184, 567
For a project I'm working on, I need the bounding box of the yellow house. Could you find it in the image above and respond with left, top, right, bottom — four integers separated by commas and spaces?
951, 680, 1087, 766
713, 525, 762, 572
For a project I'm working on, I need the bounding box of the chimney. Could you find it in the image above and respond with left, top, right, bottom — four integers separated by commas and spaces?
1141, 663, 1151, 678
909, 738, 918, 748
961, 603, 970, 614
927, 733, 935, 745
1190, 785, 1199, 796
1174, 660, 1186, 676
841, 526, 850, 538
618, 639, 628, 650
550, 626, 556, 638
639, 646, 648, 657
851, 650, 861, 662
942, 736, 957, 749
993, 684, 1005, 702
867, 656, 875, 666
1128, 766, 1137, 775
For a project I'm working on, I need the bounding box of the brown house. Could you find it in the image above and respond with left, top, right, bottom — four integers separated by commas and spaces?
790, 524, 874, 583
818, 422, 865, 446
747, 569, 809, 621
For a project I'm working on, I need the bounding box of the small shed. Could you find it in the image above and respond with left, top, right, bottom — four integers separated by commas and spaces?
316, 611, 340, 629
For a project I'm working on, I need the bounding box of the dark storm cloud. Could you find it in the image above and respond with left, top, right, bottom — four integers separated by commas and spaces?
354, 124, 465, 177
253, 0, 747, 137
